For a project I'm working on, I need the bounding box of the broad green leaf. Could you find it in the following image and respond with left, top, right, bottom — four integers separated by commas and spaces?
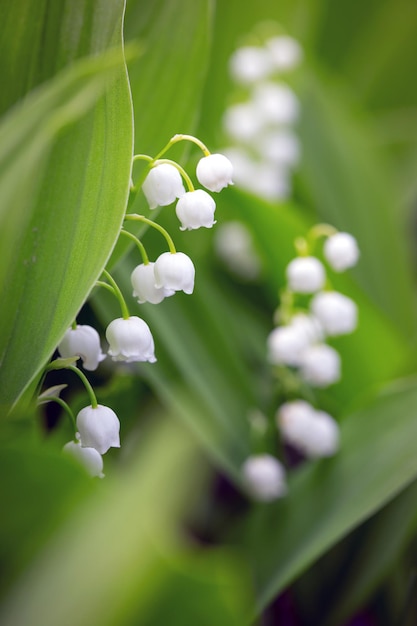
0, 0, 133, 413
0, 420, 252, 626
322, 479, 417, 626
241, 378, 417, 613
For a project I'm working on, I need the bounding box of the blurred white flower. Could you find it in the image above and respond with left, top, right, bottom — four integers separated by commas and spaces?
63, 440, 104, 477
58, 325, 105, 371
131, 263, 174, 305
142, 163, 185, 209
299, 343, 341, 387
228, 45, 273, 84
311, 291, 358, 336
290, 313, 324, 344
175, 189, 216, 231
76, 404, 120, 455
214, 221, 261, 280
324, 232, 360, 272
106, 316, 156, 363
196, 153, 234, 193
267, 325, 311, 366
277, 401, 339, 458
154, 251, 195, 294
286, 256, 326, 293
257, 129, 301, 168
266, 35, 303, 72
252, 82, 300, 125
301, 410, 340, 458
242, 454, 287, 501
223, 102, 262, 142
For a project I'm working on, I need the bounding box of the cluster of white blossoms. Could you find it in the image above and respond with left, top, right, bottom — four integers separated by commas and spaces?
221, 29, 302, 202
242, 226, 360, 501
52, 136, 234, 477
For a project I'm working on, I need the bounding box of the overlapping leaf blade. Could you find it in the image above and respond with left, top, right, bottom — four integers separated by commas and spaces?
0, 0, 133, 413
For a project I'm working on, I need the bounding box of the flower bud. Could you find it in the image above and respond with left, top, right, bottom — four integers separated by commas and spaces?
196, 153, 234, 193
76, 405, 120, 455
299, 344, 341, 387
175, 189, 216, 231
106, 316, 156, 363
286, 256, 326, 293
242, 454, 287, 501
58, 325, 106, 371
63, 440, 104, 477
311, 291, 358, 336
142, 163, 185, 209
154, 252, 195, 295
323, 232, 360, 272
131, 263, 174, 304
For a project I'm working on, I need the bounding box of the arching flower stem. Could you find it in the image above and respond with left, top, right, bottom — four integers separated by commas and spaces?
119, 229, 149, 264
100, 269, 130, 320
124, 214, 177, 254
153, 133, 211, 161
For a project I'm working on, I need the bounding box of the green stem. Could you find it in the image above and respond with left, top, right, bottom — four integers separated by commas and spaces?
153, 158, 194, 191
119, 229, 149, 264
67, 365, 98, 409
71, 320, 77, 330
130, 154, 153, 193
154, 133, 210, 161
42, 396, 77, 436
101, 269, 130, 320
294, 236, 309, 256
308, 223, 338, 241
124, 214, 177, 254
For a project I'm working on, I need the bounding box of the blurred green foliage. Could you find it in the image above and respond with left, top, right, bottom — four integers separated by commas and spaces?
1, 0, 417, 624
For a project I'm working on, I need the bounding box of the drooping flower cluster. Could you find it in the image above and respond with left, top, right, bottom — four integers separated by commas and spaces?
52, 135, 233, 477
242, 225, 360, 501
221, 27, 302, 202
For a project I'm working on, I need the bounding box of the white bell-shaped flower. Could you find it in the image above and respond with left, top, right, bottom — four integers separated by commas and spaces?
228, 45, 273, 84
196, 153, 234, 193
242, 454, 287, 502
252, 82, 300, 126
300, 410, 340, 458
311, 291, 358, 336
324, 232, 360, 272
142, 163, 185, 209
299, 343, 341, 387
131, 263, 174, 305
214, 220, 261, 280
63, 440, 104, 477
223, 102, 262, 143
76, 404, 120, 455
276, 400, 317, 448
277, 401, 339, 458
266, 35, 303, 72
106, 316, 156, 363
290, 313, 324, 344
257, 130, 301, 168
58, 325, 106, 371
154, 252, 195, 295
267, 325, 310, 367
286, 256, 326, 293
175, 189, 216, 231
